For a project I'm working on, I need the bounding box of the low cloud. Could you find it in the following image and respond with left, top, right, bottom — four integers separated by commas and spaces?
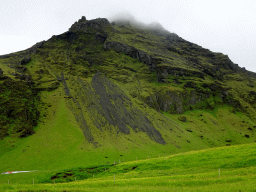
107, 12, 166, 33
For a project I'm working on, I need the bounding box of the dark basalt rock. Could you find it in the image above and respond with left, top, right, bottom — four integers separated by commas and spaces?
69, 17, 110, 33
143, 81, 234, 114
28, 41, 45, 54
78, 16, 86, 22
173, 78, 182, 84
104, 41, 138, 58
184, 81, 198, 89
35, 69, 44, 74
167, 46, 182, 54
14, 72, 32, 84
74, 72, 166, 144
15, 65, 28, 73
0, 68, 6, 80
185, 56, 201, 65
207, 53, 247, 74
52, 31, 76, 43
92, 73, 165, 144
178, 116, 187, 122
156, 67, 205, 83
247, 71, 256, 78
103, 41, 165, 71
250, 91, 256, 96
47, 81, 60, 91
57, 72, 166, 145
95, 32, 107, 44
202, 66, 223, 80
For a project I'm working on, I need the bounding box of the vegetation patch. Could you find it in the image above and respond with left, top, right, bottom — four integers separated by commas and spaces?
0, 78, 40, 138
48, 165, 114, 183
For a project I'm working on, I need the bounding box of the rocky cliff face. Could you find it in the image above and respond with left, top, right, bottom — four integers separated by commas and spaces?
61, 72, 165, 145
69, 16, 110, 34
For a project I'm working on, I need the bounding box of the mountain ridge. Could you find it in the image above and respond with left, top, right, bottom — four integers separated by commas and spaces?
0, 16, 256, 155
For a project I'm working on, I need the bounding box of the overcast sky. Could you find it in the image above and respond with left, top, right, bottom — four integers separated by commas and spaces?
1, 0, 255, 72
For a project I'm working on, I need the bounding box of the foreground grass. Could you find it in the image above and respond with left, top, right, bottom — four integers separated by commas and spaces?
1, 143, 256, 191
2, 171, 255, 192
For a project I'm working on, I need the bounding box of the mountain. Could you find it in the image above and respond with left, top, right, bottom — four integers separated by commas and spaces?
0, 16, 256, 172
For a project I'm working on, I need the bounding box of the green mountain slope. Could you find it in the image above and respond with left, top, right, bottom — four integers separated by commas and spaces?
0, 16, 256, 173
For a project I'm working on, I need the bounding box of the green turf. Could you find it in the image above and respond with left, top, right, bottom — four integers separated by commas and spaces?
1, 143, 255, 191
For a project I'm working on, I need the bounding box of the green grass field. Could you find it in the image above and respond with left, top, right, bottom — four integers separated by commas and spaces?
0, 143, 255, 191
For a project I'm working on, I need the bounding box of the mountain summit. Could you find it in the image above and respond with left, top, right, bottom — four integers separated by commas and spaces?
0, 16, 256, 152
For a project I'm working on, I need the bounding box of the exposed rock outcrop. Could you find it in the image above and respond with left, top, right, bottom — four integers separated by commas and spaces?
0, 68, 8, 80
0, 68, 3, 77
103, 41, 165, 70
142, 82, 233, 114
104, 40, 204, 80
74, 72, 166, 144
69, 17, 110, 33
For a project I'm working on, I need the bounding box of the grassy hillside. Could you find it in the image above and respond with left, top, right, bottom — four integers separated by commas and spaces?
0, 142, 255, 191
0, 17, 256, 191
0, 94, 254, 174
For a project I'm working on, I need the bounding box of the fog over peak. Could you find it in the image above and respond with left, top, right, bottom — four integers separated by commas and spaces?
107, 12, 167, 33
147, 21, 165, 31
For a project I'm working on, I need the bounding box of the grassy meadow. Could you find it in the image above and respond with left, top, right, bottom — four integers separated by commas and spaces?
0, 143, 255, 191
